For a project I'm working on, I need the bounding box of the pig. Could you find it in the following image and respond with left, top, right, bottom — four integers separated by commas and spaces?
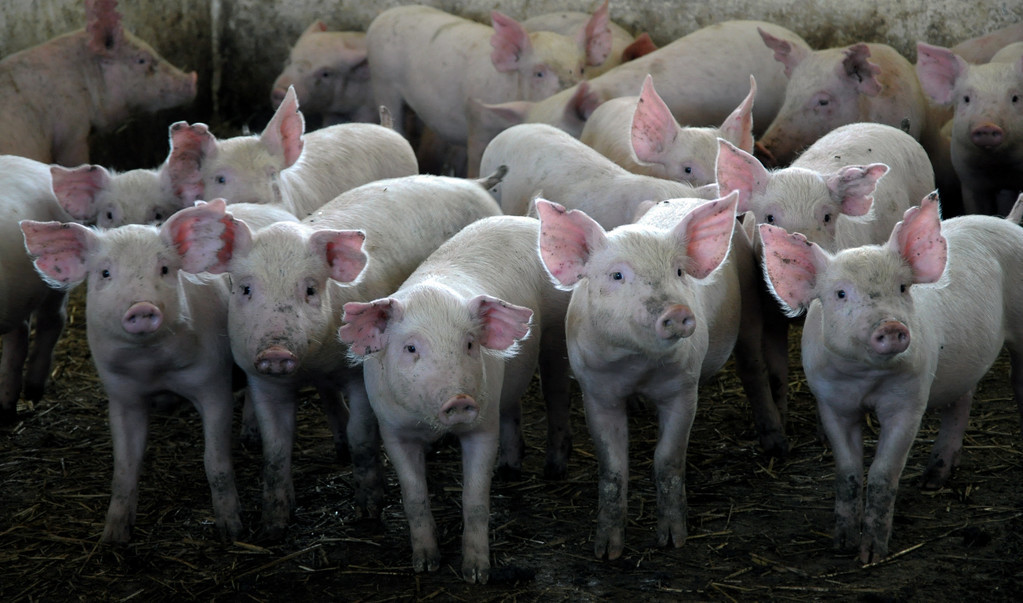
915, 41, 1023, 216
0, 156, 73, 424
479, 123, 715, 230
760, 192, 1023, 564
0, 0, 197, 166
166, 86, 418, 218
468, 20, 810, 175
366, 5, 613, 174
754, 33, 931, 168
522, 0, 641, 78
20, 214, 243, 544
951, 23, 1023, 65
165, 174, 503, 538
270, 21, 375, 128
537, 192, 781, 560
580, 74, 756, 186
340, 215, 572, 583
50, 163, 186, 228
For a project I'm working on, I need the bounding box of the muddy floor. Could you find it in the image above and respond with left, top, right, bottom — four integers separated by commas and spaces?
2, 288, 1022, 602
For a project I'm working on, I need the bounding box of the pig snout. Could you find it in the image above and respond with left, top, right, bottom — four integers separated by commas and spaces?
655, 304, 696, 340
122, 302, 163, 334
870, 320, 911, 356
255, 345, 299, 375
270, 86, 287, 109
439, 394, 480, 426
970, 122, 1004, 149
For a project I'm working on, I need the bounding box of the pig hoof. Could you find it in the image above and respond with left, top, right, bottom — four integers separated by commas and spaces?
495, 464, 522, 483
594, 526, 625, 561
412, 548, 441, 573
462, 562, 491, 585
921, 459, 953, 490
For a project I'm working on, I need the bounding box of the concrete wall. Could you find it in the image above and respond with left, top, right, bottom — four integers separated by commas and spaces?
0, 0, 1020, 167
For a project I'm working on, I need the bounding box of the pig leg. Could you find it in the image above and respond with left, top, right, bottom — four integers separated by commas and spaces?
23, 290, 68, 402
102, 397, 150, 543
315, 382, 350, 463
344, 372, 384, 519
239, 390, 260, 450
584, 389, 629, 560
248, 377, 298, 539
382, 430, 439, 573
762, 294, 791, 427
0, 323, 30, 424
496, 397, 525, 481
458, 428, 499, 584
539, 332, 573, 479
817, 402, 864, 553
192, 389, 243, 541
652, 388, 698, 550
921, 390, 973, 490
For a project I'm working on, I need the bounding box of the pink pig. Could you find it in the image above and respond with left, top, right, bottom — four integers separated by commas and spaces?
760, 193, 1023, 564
0, 0, 196, 166
50, 163, 186, 228
340, 215, 571, 583
580, 74, 756, 186
522, 0, 642, 78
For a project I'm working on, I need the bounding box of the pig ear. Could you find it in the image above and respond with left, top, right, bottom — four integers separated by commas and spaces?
303, 20, 329, 37
631, 75, 679, 166
839, 44, 883, 96
469, 294, 533, 352
567, 81, 602, 123
167, 121, 214, 204
310, 229, 368, 283
826, 163, 888, 217
161, 198, 252, 274
715, 138, 769, 214
261, 87, 306, 169
339, 298, 403, 356
759, 224, 828, 317
50, 164, 111, 221
536, 198, 608, 289
85, 0, 124, 55
915, 42, 966, 105
578, 0, 612, 67
888, 192, 947, 284
673, 192, 738, 279
622, 33, 657, 62
758, 27, 808, 78
718, 75, 757, 153
20, 220, 95, 288
490, 11, 533, 73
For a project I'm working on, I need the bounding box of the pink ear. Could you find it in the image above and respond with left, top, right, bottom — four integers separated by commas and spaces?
888, 192, 947, 284
20, 220, 94, 288
759, 224, 827, 316
85, 0, 124, 55
339, 298, 402, 356
50, 164, 111, 221
303, 20, 328, 36
261, 87, 306, 168
718, 75, 757, 153
469, 294, 533, 351
567, 80, 602, 122
840, 44, 882, 96
167, 121, 214, 204
715, 139, 769, 214
622, 33, 657, 62
535, 198, 607, 287
631, 75, 679, 165
490, 11, 532, 73
310, 229, 367, 283
578, 0, 612, 67
915, 42, 965, 105
758, 27, 808, 78
826, 164, 888, 217
673, 192, 738, 279
161, 198, 251, 274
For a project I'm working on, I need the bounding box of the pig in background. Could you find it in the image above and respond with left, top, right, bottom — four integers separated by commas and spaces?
0, 0, 196, 167
951, 23, 1023, 64
580, 74, 756, 186
340, 215, 571, 584
760, 192, 1023, 564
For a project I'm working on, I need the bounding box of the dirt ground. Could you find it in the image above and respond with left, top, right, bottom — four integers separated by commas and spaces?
2, 288, 1022, 602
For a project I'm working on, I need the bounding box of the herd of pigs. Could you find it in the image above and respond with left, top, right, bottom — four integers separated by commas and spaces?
1, 0, 1022, 586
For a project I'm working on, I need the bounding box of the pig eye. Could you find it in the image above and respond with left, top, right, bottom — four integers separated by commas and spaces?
241, 285, 251, 296
611, 271, 623, 281
765, 214, 775, 224
106, 210, 114, 221
161, 266, 169, 276
676, 267, 683, 277
215, 175, 227, 185
818, 98, 829, 107
823, 213, 832, 223
101, 269, 111, 279
306, 285, 317, 297
136, 56, 148, 66
836, 289, 846, 299
153, 211, 164, 221
405, 344, 416, 354
963, 95, 971, 104
535, 70, 545, 78
900, 284, 907, 293
1013, 95, 1020, 104
683, 166, 693, 174
467, 341, 473, 351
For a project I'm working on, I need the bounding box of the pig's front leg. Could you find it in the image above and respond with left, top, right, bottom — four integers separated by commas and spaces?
344, 371, 384, 519
102, 395, 150, 543
192, 387, 243, 541
315, 381, 350, 462
817, 401, 865, 553
382, 429, 439, 573
458, 428, 499, 584
583, 388, 629, 560
0, 322, 29, 424
23, 290, 67, 402
248, 376, 298, 539
539, 332, 573, 479
922, 390, 973, 489
652, 388, 699, 549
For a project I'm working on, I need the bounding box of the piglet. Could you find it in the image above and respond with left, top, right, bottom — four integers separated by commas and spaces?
521, 0, 638, 78
537, 192, 779, 560
0, 0, 196, 166
340, 215, 571, 583
50, 163, 186, 228
21, 210, 242, 543
760, 192, 1023, 563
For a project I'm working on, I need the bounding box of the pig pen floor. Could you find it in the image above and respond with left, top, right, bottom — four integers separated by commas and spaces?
2, 288, 1022, 602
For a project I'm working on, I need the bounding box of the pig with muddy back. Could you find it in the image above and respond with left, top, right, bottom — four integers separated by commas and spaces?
340, 215, 571, 584
760, 193, 1023, 563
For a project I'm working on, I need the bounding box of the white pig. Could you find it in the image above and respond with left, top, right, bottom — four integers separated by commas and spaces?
951, 23, 1023, 65
167, 175, 503, 538
20, 215, 242, 543
50, 163, 187, 228
537, 192, 781, 560
479, 123, 713, 229
760, 193, 1023, 564
580, 74, 756, 186
916, 42, 1023, 216
340, 215, 571, 584
522, 0, 638, 78
166, 87, 418, 218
